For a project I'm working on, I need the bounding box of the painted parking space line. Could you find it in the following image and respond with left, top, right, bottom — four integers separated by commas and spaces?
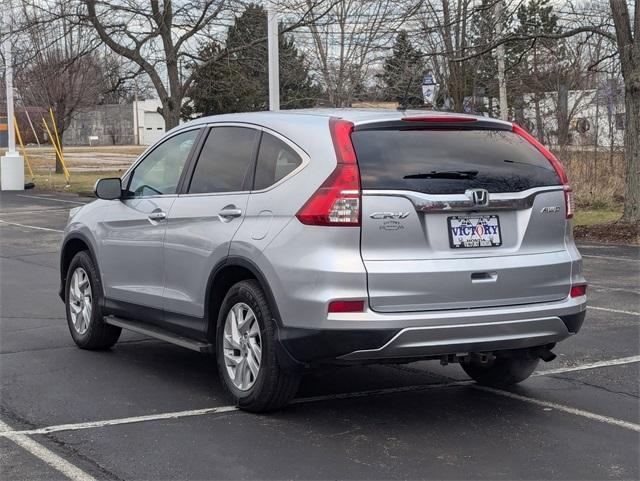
534, 355, 640, 376
582, 254, 638, 261
0, 405, 240, 438
589, 283, 639, 294
0, 208, 71, 216
0, 219, 64, 233
588, 305, 639, 316
16, 194, 87, 205
2, 356, 640, 440
0, 419, 96, 481
472, 385, 640, 432
0, 219, 63, 233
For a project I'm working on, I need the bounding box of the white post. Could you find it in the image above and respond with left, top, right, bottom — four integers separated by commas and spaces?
267, 3, 280, 111
495, 0, 508, 121
1, 6, 25, 191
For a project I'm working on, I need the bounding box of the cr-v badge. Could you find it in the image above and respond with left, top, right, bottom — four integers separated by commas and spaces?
369, 212, 410, 220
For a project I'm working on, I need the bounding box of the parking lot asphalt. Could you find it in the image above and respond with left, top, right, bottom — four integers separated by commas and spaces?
0, 190, 638, 480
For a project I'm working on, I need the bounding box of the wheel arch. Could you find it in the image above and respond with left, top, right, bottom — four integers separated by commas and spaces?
59, 233, 102, 302
204, 256, 282, 341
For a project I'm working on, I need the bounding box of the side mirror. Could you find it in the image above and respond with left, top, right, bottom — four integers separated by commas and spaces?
94, 178, 122, 200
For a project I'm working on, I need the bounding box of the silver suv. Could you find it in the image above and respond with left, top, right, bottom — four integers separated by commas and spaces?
59, 109, 587, 412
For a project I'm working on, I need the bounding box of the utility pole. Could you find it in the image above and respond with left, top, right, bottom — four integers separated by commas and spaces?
266, 1, 280, 111
495, 0, 508, 121
133, 84, 139, 145
1, 5, 25, 191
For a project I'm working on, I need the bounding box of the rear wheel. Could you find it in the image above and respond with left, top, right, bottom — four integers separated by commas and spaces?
65, 251, 121, 350
461, 350, 539, 387
216, 280, 300, 412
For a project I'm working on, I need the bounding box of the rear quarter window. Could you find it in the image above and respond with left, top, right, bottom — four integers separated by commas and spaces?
351, 129, 561, 194
254, 133, 302, 190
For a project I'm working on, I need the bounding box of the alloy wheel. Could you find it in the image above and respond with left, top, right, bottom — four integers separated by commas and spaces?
68, 267, 92, 335
223, 302, 262, 391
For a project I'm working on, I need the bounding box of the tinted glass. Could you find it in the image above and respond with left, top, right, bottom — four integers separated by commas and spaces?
128, 129, 198, 196
189, 127, 257, 194
351, 129, 560, 194
254, 133, 303, 190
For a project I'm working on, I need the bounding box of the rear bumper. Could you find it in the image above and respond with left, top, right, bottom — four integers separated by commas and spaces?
277, 296, 586, 365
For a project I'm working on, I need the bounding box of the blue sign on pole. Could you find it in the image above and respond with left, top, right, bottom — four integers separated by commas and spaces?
422, 73, 438, 105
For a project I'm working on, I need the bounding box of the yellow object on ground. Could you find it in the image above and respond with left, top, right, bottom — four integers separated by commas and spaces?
42, 117, 70, 182
13, 116, 35, 180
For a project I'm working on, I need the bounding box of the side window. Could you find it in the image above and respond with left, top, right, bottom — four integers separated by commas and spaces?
188, 127, 257, 194
128, 129, 198, 197
254, 132, 303, 190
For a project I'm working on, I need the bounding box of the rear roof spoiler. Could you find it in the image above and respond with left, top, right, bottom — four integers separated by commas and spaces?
353, 117, 512, 132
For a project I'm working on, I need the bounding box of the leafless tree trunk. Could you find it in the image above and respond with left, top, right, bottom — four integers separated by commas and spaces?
14, 1, 110, 172
610, 0, 639, 223
79, 0, 334, 129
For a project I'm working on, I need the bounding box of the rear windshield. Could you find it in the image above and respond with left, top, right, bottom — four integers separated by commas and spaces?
351, 129, 560, 194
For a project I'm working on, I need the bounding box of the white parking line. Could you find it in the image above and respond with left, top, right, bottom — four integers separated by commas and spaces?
472, 385, 640, 432
1, 357, 640, 441
0, 219, 63, 233
17, 194, 87, 205
589, 284, 639, 294
0, 208, 71, 216
0, 419, 96, 481
588, 305, 639, 316
0, 405, 239, 438
582, 254, 638, 261
534, 355, 640, 376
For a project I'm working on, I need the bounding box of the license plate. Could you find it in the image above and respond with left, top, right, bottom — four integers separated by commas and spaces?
448, 215, 502, 248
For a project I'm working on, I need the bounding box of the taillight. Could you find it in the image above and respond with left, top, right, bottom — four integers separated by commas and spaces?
328, 300, 365, 313
512, 123, 573, 219
296, 118, 361, 226
570, 284, 587, 298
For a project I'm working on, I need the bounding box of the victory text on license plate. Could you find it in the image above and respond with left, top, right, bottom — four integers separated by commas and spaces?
448, 215, 502, 248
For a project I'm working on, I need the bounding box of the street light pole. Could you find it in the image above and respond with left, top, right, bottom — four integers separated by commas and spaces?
1, 6, 25, 191
266, 2, 280, 111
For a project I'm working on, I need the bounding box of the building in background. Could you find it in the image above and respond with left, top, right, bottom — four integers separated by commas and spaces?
62, 99, 166, 146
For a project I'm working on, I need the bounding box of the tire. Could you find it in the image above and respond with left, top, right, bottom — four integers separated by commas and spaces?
216, 279, 300, 413
65, 251, 121, 350
461, 350, 539, 387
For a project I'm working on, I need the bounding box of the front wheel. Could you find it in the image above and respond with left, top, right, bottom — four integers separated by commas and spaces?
461, 350, 539, 387
216, 280, 300, 412
65, 251, 121, 350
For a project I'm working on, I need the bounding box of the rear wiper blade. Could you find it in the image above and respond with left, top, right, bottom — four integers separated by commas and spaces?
403, 170, 479, 180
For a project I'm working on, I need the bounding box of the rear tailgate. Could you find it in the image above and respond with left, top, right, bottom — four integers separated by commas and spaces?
352, 122, 572, 312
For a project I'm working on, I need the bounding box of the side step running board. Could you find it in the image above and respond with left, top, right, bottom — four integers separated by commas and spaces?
105, 316, 214, 353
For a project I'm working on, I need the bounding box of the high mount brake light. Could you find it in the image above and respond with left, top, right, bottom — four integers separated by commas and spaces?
296, 118, 361, 226
512, 123, 573, 219
401, 115, 477, 123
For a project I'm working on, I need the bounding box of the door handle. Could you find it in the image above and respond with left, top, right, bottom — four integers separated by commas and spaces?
218, 208, 242, 221
471, 272, 498, 283
148, 211, 167, 221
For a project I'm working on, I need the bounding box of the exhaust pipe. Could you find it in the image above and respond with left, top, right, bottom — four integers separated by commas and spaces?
533, 347, 557, 362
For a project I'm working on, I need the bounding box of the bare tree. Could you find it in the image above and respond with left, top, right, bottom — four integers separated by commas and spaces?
609, 0, 638, 223
74, 0, 335, 129
13, 3, 111, 172
448, 0, 638, 223
420, 0, 474, 112
301, 0, 418, 107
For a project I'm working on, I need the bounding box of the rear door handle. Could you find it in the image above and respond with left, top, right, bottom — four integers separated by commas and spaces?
471, 272, 498, 283
218, 207, 242, 221
148, 211, 167, 221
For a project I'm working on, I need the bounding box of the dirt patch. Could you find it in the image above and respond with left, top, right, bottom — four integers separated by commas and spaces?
574, 221, 640, 245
